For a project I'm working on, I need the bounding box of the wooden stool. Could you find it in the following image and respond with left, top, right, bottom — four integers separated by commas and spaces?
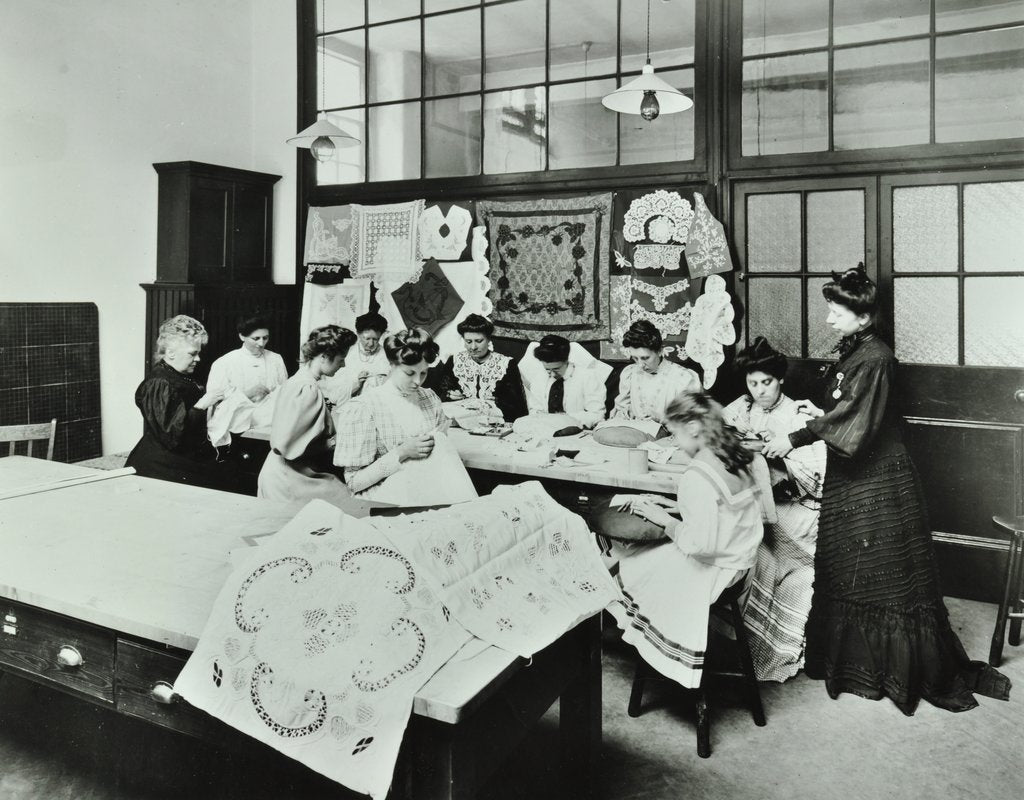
989, 514, 1024, 667
627, 577, 766, 758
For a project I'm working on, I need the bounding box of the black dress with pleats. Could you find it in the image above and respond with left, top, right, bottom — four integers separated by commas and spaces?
788, 329, 1010, 714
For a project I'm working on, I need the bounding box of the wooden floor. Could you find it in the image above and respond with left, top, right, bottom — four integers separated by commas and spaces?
0, 597, 1021, 800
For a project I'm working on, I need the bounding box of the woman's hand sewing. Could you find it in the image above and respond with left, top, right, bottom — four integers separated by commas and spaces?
397, 433, 435, 462
762, 434, 794, 459
630, 498, 676, 529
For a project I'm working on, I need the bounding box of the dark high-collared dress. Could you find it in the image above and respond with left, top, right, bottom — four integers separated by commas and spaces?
126, 361, 233, 492
788, 329, 1009, 714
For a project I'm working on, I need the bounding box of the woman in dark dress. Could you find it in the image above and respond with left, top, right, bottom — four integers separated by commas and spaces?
429, 314, 527, 422
126, 315, 232, 491
763, 267, 1010, 714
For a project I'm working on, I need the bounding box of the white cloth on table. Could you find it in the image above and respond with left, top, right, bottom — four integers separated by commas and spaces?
518, 343, 610, 430
208, 387, 278, 448
357, 431, 477, 507
607, 456, 763, 688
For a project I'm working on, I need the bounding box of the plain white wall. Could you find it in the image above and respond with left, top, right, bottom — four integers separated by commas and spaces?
0, 0, 298, 454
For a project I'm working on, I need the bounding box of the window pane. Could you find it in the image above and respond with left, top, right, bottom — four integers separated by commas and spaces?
369, 19, 421, 103
742, 53, 828, 156
485, 0, 545, 90
743, 0, 828, 57
965, 278, 1024, 367
833, 0, 930, 46
425, 96, 482, 178
549, 79, 616, 170
746, 278, 802, 357
425, 8, 481, 96
894, 278, 959, 365
426, 0, 478, 11
806, 190, 865, 272
321, 0, 364, 32
964, 182, 1024, 272
369, 0, 419, 24
316, 109, 365, 185
892, 186, 959, 272
369, 102, 421, 181
936, 0, 1024, 31
483, 87, 546, 174
746, 193, 802, 273
619, 68, 695, 164
321, 31, 365, 109
621, 0, 696, 72
834, 40, 930, 150
550, 0, 617, 82
936, 28, 1024, 144
807, 277, 838, 358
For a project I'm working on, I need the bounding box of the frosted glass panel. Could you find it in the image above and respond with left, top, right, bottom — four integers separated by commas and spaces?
369, 102, 421, 181
936, 29, 1024, 143
892, 186, 959, 272
425, 96, 481, 178
964, 182, 1024, 272
549, 80, 617, 170
747, 194, 802, 273
321, 31, 365, 108
965, 278, 1024, 367
894, 278, 959, 365
483, 87, 546, 174
368, 20, 421, 103
743, 0, 828, 57
833, 0, 930, 45
425, 9, 481, 96
315, 109, 365, 185
834, 40, 930, 150
619, 69, 695, 165
742, 53, 829, 156
746, 278, 801, 357
806, 277, 838, 358
807, 191, 865, 273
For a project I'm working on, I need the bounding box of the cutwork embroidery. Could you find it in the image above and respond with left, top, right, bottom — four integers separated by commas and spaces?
623, 191, 694, 244
631, 278, 691, 311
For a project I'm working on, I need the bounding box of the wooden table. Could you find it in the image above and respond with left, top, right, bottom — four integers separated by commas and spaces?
0, 457, 600, 799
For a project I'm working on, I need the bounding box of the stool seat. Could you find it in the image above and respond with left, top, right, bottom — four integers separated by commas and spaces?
989, 515, 1024, 667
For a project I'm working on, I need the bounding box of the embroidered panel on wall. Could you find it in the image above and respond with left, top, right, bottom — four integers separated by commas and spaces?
0, 303, 101, 462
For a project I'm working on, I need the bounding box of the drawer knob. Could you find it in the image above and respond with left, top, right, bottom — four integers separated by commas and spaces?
150, 681, 178, 705
57, 645, 83, 668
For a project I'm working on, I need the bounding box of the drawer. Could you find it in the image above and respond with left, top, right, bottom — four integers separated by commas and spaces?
0, 601, 115, 704
115, 639, 219, 740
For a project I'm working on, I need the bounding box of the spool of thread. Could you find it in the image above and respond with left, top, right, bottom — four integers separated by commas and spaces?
626, 448, 649, 474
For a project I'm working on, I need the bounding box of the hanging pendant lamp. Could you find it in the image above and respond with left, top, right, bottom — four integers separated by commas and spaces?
288, 0, 359, 162
601, 0, 693, 121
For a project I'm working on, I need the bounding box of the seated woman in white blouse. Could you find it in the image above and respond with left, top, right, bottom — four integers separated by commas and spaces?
595, 320, 700, 446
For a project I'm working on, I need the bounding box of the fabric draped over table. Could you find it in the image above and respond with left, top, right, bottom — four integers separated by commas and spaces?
205, 347, 289, 447
174, 484, 619, 798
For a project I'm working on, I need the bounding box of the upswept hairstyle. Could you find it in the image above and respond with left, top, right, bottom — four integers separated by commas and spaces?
236, 313, 271, 336
153, 315, 208, 364
300, 325, 357, 362
733, 336, 787, 380
533, 334, 571, 363
456, 313, 495, 338
383, 328, 440, 366
622, 319, 663, 351
822, 264, 877, 318
355, 312, 389, 335
664, 390, 754, 476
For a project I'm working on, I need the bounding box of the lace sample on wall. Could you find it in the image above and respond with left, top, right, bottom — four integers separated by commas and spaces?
349, 200, 426, 286
418, 204, 473, 261
623, 190, 694, 244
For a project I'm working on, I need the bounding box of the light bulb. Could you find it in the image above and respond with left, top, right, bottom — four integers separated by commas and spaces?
311, 136, 335, 163
640, 91, 660, 122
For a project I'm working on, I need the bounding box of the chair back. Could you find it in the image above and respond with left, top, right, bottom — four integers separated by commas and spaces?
0, 419, 57, 460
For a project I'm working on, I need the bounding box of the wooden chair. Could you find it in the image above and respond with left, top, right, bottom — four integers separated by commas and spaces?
627, 576, 766, 758
989, 514, 1024, 667
0, 419, 57, 460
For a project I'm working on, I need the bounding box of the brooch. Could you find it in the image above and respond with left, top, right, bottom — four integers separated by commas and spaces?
832, 371, 845, 400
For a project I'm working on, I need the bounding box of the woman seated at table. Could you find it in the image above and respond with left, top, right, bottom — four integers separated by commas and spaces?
321, 311, 390, 405
430, 313, 527, 423
722, 336, 827, 682
606, 391, 764, 690
519, 334, 608, 436
595, 320, 700, 446
206, 313, 289, 445
125, 315, 232, 491
257, 325, 357, 508
334, 328, 469, 501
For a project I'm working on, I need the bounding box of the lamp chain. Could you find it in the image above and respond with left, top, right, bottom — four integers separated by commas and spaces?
320, 0, 326, 113
646, 0, 651, 63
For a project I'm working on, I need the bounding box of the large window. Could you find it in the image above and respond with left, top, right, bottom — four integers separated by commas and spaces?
312, 0, 699, 185
739, 0, 1024, 158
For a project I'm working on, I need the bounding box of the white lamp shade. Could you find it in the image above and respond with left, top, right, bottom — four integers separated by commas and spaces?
601, 63, 693, 115
286, 115, 360, 149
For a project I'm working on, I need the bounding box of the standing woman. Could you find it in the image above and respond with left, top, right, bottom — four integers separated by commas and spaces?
763, 267, 1010, 713
431, 314, 527, 421
257, 325, 356, 507
126, 315, 230, 490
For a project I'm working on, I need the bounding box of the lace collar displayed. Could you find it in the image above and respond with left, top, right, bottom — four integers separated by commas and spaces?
451, 349, 510, 402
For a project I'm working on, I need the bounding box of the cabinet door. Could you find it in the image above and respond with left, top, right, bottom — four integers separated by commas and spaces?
189, 177, 232, 283
232, 182, 272, 282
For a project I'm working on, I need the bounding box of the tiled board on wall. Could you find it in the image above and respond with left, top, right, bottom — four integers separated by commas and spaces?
0, 303, 101, 462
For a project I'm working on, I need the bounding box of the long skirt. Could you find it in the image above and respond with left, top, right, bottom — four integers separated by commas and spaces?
804, 448, 1010, 714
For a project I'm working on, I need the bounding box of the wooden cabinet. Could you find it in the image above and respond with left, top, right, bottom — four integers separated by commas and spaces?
153, 161, 280, 284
